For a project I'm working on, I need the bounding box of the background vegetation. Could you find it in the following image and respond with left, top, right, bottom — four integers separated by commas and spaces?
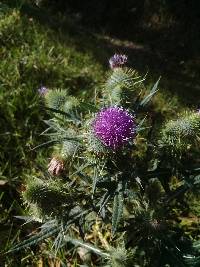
0, 0, 199, 266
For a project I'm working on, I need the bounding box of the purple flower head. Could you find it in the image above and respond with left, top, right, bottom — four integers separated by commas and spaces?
109, 54, 128, 69
197, 109, 200, 114
38, 86, 48, 96
92, 106, 136, 150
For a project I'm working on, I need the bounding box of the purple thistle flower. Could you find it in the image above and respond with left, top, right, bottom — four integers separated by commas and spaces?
92, 106, 136, 150
109, 54, 128, 69
197, 109, 200, 114
38, 86, 48, 96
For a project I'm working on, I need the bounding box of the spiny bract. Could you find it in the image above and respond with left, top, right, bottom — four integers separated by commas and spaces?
44, 89, 68, 110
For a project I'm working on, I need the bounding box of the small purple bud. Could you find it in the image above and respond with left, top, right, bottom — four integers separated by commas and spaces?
92, 106, 136, 150
109, 54, 128, 69
38, 86, 48, 96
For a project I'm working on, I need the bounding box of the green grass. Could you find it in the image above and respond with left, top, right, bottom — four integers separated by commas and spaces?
0, 3, 105, 181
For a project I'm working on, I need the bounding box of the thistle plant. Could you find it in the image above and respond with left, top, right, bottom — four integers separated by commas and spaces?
8, 55, 200, 266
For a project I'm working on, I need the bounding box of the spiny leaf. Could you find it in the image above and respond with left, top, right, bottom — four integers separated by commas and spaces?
98, 191, 111, 214
80, 102, 99, 112
31, 140, 57, 150
112, 182, 124, 235
184, 255, 200, 267
135, 116, 147, 133
193, 240, 200, 250
8, 210, 89, 254
140, 77, 160, 106
92, 166, 98, 197
52, 225, 70, 255
14, 216, 40, 225
63, 236, 109, 258
44, 106, 72, 117
7, 224, 60, 253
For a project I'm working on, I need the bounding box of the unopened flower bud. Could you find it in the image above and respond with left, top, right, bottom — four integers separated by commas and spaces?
109, 54, 128, 69
48, 157, 64, 176
38, 86, 48, 96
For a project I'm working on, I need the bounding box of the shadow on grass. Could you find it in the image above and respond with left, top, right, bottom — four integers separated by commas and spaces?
19, 2, 200, 106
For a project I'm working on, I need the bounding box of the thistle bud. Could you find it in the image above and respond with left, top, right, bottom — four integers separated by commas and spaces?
109, 54, 128, 69
48, 157, 64, 176
161, 111, 200, 150
149, 219, 165, 232
38, 86, 48, 96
